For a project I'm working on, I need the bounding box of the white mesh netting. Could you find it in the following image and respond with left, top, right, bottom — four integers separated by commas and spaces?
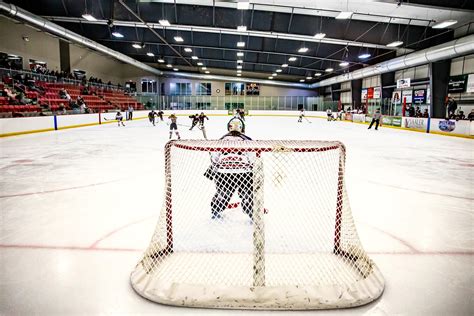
130, 140, 384, 310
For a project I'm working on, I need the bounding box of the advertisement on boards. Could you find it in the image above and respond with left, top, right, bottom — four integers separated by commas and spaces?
402, 89, 413, 103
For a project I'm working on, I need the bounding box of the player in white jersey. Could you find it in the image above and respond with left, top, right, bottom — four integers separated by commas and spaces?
168, 113, 181, 139
204, 117, 254, 220
115, 111, 125, 126
326, 108, 333, 121
298, 109, 305, 122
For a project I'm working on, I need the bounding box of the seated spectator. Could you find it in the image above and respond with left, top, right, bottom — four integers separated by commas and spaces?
415, 106, 422, 117
456, 110, 465, 121
4, 88, 17, 102
81, 86, 89, 95
422, 109, 429, 118
468, 109, 474, 122
406, 105, 415, 117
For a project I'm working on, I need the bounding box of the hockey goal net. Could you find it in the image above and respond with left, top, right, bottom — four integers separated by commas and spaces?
131, 140, 384, 310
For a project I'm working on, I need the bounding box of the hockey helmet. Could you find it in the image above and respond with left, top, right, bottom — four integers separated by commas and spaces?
227, 117, 245, 133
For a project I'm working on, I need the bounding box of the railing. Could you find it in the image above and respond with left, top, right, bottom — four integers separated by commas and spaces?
136, 94, 343, 112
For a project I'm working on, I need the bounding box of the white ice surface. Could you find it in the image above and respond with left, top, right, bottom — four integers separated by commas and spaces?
0, 115, 472, 315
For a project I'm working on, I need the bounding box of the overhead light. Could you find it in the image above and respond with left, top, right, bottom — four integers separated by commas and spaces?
173, 68, 179, 71
315, 73, 322, 76
201, 67, 207, 70
237, 25, 247, 32
386, 41, 404, 47
237, 74, 242, 76
197, 62, 203, 66
174, 36, 184, 42
237, 70, 242, 73
132, 43, 142, 49
191, 56, 198, 60
299, 79, 305, 82
237, 41, 245, 47
314, 33, 326, 39
339, 61, 349, 67
298, 47, 308, 53
166, 64, 173, 68
432, 20, 457, 29
82, 14, 97, 21
336, 11, 353, 19
237, 59, 243, 63
237, 1, 250, 10
159, 19, 171, 27
146, 52, 154, 57
358, 53, 371, 59
237, 52, 244, 57
306, 76, 312, 80
325, 68, 334, 72
158, 59, 165, 63
272, 73, 277, 76
288, 57, 297, 62
276, 69, 282, 72
184, 48, 192, 52
281, 64, 288, 68
237, 65, 243, 69
112, 32, 124, 38
268, 76, 273, 79
205, 71, 210, 74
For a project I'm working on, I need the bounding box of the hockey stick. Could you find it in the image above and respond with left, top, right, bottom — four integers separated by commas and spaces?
303, 116, 312, 123
166, 121, 192, 128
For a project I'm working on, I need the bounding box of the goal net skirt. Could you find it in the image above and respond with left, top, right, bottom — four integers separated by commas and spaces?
130, 140, 385, 310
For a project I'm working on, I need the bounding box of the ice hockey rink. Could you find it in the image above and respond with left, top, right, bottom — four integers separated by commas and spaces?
0, 114, 472, 315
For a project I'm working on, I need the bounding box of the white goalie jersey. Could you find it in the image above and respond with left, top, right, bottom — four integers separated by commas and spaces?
210, 134, 255, 173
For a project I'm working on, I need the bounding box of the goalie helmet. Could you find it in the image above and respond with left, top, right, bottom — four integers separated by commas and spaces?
227, 117, 245, 133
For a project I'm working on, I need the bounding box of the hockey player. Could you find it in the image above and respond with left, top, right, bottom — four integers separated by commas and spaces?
298, 108, 305, 122
368, 108, 382, 130
157, 110, 164, 121
168, 113, 181, 139
115, 111, 125, 127
148, 110, 157, 126
204, 117, 254, 221
198, 112, 209, 140
189, 113, 200, 130
326, 108, 333, 121
337, 109, 345, 121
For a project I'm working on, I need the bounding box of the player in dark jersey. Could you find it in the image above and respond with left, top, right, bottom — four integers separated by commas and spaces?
148, 110, 157, 126
189, 113, 200, 130
157, 110, 164, 121
198, 112, 209, 139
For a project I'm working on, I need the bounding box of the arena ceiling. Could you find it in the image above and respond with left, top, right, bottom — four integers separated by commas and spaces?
6, 0, 474, 83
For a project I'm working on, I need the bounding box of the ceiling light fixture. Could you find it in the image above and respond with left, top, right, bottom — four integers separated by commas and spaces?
197, 62, 203, 66
336, 11, 353, 19
201, 67, 207, 70
205, 71, 210, 74
314, 33, 326, 39
237, 41, 245, 47
339, 61, 349, 67
82, 14, 97, 21
281, 64, 288, 68
237, 74, 242, 76
272, 73, 277, 76
268, 76, 273, 79
173, 68, 179, 71
325, 68, 334, 72
237, 0, 250, 10
191, 56, 198, 60
358, 53, 371, 59
132, 43, 142, 49
157, 59, 165, 63
306, 76, 312, 80
184, 48, 192, 52
237, 52, 244, 57
315, 73, 322, 76
300, 79, 305, 82
146, 52, 154, 57
159, 19, 171, 27
288, 57, 297, 62
174, 36, 184, 42
432, 20, 457, 29
237, 60, 243, 63
298, 47, 308, 53
111, 32, 124, 38
386, 40, 404, 47
237, 25, 247, 32
237, 70, 242, 73
276, 69, 282, 73
237, 65, 243, 69
166, 64, 173, 68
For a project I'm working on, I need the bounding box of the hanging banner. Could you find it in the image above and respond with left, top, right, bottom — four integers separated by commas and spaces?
397, 78, 411, 89
367, 87, 374, 99
413, 89, 426, 104
392, 91, 401, 104
402, 89, 413, 103
361, 88, 368, 101
373, 86, 381, 99
448, 75, 467, 93
467, 74, 474, 93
